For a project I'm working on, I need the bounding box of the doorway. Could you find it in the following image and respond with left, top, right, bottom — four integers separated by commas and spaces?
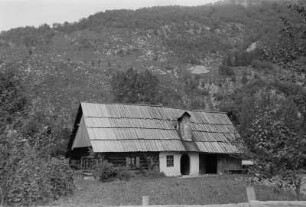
180, 154, 190, 175
199, 154, 218, 174
205, 154, 218, 174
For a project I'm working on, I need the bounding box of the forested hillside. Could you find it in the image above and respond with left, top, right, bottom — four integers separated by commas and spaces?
0, 0, 305, 126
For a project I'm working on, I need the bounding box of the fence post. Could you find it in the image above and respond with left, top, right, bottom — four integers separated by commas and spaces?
142, 196, 149, 206
246, 185, 256, 206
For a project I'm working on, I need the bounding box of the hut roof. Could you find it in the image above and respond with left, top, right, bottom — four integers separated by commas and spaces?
71, 102, 240, 153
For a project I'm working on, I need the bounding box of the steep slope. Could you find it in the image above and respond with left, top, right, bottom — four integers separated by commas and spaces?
0, 2, 300, 126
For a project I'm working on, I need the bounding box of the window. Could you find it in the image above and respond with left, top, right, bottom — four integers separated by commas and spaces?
126, 156, 140, 168
166, 155, 174, 167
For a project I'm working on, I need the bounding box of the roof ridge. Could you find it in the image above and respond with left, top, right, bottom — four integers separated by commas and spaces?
193, 110, 227, 114
81, 101, 183, 109
80, 102, 227, 114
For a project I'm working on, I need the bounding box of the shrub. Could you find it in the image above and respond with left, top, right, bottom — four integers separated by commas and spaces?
47, 158, 75, 199
4, 156, 74, 206
140, 168, 165, 179
95, 161, 135, 182
116, 166, 135, 181
6, 158, 52, 206
241, 72, 248, 84
297, 56, 306, 65
251, 60, 274, 71
219, 64, 235, 77
95, 161, 118, 182
1, 132, 75, 206
0, 68, 75, 206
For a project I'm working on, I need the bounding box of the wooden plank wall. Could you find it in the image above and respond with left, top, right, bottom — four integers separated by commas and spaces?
217, 155, 242, 174
199, 154, 241, 174
103, 152, 160, 170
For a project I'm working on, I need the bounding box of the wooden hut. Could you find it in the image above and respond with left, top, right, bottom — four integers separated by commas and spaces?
69, 102, 242, 176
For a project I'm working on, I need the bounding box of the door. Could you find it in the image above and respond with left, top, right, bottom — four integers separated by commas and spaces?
180, 154, 190, 175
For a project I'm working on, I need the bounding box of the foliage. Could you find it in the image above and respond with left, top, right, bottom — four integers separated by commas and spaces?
138, 166, 166, 179
115, 166, 136, 181
243, 96, 306, 199
261, 0, 306, 76
0, 0, 302, 118
20, 108, 71, 157
95, 161, 135, 182
95, 161, 118, 182
110, 68, 159, 104
48, 158, 75, 199
222, 81, 306, 200
179, 73, 207, 110
241, 72, 248, 84
0, 70, 74, 206
0, 1, 295, 64
156, 86, 185, 109
0, 130, 74, 206
222, 50, 261, 67
251, 60, 274, 71
219, 64, 235, 76
0, 69, 27, 130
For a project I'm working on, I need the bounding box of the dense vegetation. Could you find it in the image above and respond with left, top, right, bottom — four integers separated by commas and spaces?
218, 1, 306, 199
111, 67, 160, 104
0, 69, 74, 206
0, 0, 298, 63
1, 0, 306, 204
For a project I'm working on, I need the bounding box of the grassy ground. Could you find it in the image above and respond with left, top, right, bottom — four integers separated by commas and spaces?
54, 175, 304, 206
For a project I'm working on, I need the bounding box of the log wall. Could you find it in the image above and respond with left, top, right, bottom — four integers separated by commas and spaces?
103, 152, 160, 170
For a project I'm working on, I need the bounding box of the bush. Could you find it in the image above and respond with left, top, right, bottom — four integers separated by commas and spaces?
116, 166, 135, 181
6, 158, 52, 206
95, 161, 135, 182
139, 167, 165, 179
95, 161, 118, 182
5, 157, 74, 206
48, 158, 74, 199
251, 60, 274, 71
1, 132, 75, 206
241, 72, 248, 84
0, 68, 75, 206
219, 64, 235, 77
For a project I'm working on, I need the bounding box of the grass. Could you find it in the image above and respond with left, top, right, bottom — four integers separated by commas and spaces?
54, 174, 304, 206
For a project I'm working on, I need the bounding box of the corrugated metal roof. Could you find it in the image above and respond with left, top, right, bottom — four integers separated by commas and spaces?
74, 102, 240, 154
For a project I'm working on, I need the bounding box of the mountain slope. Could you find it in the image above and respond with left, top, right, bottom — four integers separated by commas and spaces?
0, 1, 301, 126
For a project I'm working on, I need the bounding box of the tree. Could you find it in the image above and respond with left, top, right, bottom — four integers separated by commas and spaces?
237, 89, 306, 200
219, 79, 306, 200
180, 73, 207, 110
0, 69, 74, 205
110, 67, 159, 104
261, 0, 306, 76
